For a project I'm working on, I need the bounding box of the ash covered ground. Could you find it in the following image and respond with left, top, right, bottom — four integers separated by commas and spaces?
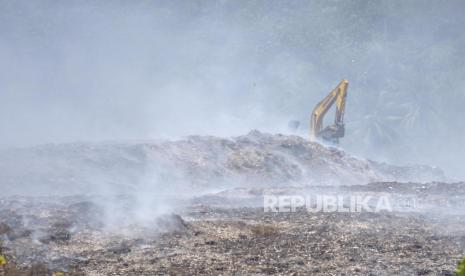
0, 131, 464, 275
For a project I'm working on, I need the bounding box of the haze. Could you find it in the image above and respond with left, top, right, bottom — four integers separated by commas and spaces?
1, 0, 464, 178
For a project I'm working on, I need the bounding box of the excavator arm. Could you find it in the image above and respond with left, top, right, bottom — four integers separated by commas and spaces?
310, 80, 348, 143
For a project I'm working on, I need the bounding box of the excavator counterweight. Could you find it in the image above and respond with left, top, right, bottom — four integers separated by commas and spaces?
310, 80, 348, 144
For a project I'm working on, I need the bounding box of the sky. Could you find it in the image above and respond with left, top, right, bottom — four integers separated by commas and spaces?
1, 0, 464, 178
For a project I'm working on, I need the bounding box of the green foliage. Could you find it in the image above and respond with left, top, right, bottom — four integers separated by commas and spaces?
0, 254, 6, 266
457, 258, 465, 276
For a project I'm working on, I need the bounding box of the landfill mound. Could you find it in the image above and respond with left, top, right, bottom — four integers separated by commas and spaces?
0, 130, 445, 196
0, 131, 459, 275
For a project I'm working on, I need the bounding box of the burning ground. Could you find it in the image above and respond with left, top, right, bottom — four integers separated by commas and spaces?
0, 131, 463, 275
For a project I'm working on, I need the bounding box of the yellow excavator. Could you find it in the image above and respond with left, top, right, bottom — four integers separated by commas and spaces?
310, 79, 348, 144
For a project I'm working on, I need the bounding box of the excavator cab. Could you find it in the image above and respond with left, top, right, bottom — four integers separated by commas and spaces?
310, 80, 348, 144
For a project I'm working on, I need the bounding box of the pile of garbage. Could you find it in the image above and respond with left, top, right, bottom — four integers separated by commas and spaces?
0, 131, 445, 197
0, 131, 460, 275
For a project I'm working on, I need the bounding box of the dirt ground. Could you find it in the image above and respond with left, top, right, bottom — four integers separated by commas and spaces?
1, 182, 465, 275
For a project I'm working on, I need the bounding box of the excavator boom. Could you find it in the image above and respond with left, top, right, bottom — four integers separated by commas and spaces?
310, 80, 348, 143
